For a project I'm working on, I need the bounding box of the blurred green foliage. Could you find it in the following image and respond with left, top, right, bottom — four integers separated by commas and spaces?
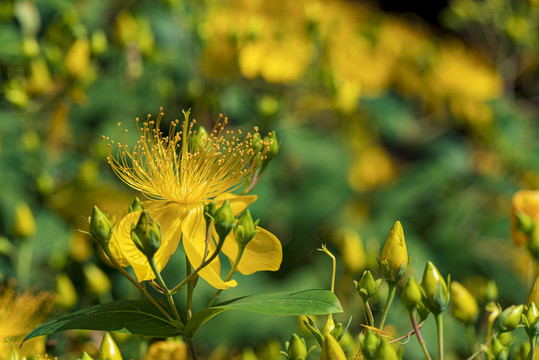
0, 0, 538, 358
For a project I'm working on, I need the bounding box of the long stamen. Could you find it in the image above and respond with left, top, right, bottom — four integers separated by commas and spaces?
104, 110, 269, 204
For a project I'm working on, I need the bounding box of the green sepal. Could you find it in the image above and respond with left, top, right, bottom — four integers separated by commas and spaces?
303, 317, 324, 346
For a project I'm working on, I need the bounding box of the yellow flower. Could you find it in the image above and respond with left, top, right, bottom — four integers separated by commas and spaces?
105, 110, 282, 289
0, 283, 54, 359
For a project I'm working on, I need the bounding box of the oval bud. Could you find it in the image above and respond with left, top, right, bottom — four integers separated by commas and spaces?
286, 334, 308, 360
450, 281, 479, 325
380, 221, 409, 282
234, 210, 259, 247
528, 277, 539, 307
55, 274, 77, 310
421, 261, 449, 314
264, 131, 279, 160
97, 332, 123, 360
355, 270, 379, 301
401, 276, 423, 310
525, 302, 539, 337
374, 338, 399, 360
83, 263, 112, 296
495, 304, 524, 333
90, 206, 112, 247
13, 202, 36, 239
359, 331, 379, 360
214, 200, 235, 239
129, 197, 144, 213
81, 352, 94, 360
130, 211, 162, 258
321, 334, 346, 360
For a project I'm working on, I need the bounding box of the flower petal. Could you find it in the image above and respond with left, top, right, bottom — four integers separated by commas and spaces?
221, 226, 282, 275
214, 193, 257, 215
109, 202, 185, 282
182, 204, 237, 289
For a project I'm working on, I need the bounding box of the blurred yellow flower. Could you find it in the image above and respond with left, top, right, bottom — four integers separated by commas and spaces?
105, 111, 282, 289
0, 283, 53, 360
431, 43, 502, 101
239, 35, 313, 84
511, 190, 539, 246
348, 146, 395, 193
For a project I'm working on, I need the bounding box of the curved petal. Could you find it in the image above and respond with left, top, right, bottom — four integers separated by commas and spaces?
182, 204, 237, 289
221, 226, 282, 275
214, 193, 257, 216
109, 203, 186, 282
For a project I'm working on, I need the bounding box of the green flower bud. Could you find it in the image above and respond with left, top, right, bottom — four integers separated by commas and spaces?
491, 336, 508, 360
189, 125, 208, 152
251, 132, 264, 152
214, 200, 235, 239
83, 263, 112, 296
131, 211, 162, 258
13, 202, 36, 239
55, 274, 77, 310
129, 197, 144, 213
321, 334, 346, 360
286, 334, 307, 360
495, 304, 524, 333
523, 302, 539, 337
520, 341, 531, 360
355, 270, 381, 301
263, 131, 279, 160
374, 338, 398, 360
90, 206, 112, 246
380, 221, 409, 282
421, 261, 450, 314
97, 332, 123, 360
498, 331, 512, 346
401, 276, 423, 310
450, 281, 479, 325
234, 210, 260, 247
484, 280, 499, 303
528, 277, 539, 307
528, 225, 539, 259
359, 331, 379, 360
80, 352, 94, 360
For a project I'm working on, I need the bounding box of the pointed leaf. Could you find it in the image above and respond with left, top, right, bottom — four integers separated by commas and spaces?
184, 289, 342, 337
25, 300, 182, 342
213, 289, 343, 315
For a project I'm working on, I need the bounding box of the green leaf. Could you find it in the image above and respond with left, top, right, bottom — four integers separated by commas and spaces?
184, 290, 342, 337
24, 300, 182, 342
184, 308, 227, 338
213, 289, 342, 315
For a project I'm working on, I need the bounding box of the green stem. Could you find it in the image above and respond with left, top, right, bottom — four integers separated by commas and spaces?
364, 299, 375, 327
17, 239, 32, 290
466, 324, 476, 356
435, 313, 444, 360
171, 232, 227, 294
528, 335, 537, 360
103, 246, 177, 325
187, 337, 199, 360
207, 246, 245, 307
409, 310, 432, 360
378, 282, 396, 330
186, 255, 194, 320
149, 257, 182, 324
